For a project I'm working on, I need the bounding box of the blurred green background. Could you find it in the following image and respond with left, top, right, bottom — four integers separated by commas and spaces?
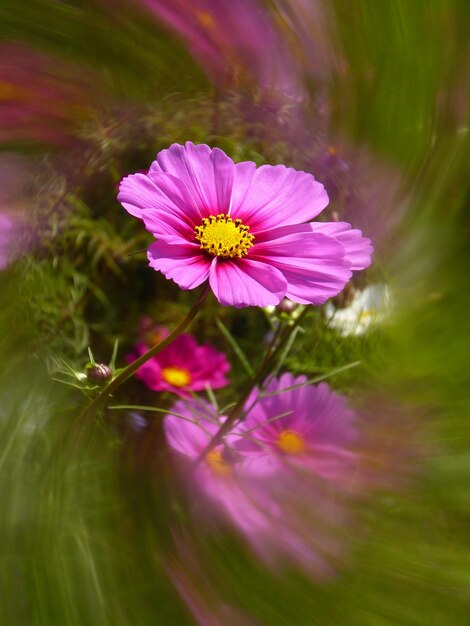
0, 0, 469, 624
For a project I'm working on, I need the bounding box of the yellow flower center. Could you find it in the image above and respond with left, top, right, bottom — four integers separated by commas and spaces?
195, 214, 254, 259
276, 430, 306, 455
161, 366, 191, 388
205, 449, 232, 476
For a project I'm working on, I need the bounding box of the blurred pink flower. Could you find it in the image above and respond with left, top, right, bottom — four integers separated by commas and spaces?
0, 44, 96, 149
119, 142, 372, 307
306, 137, 405, 255
163, 384, 360, 575
126, 332, 230, 396
235, 373, 358, 479
137, 0, 304, 101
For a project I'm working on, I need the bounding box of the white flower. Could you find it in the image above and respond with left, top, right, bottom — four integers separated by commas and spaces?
325, 284, 391, 336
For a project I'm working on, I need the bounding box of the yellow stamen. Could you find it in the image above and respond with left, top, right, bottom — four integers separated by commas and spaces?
161, 366, 191, 388
276, 429, 306, 455
206, 449, 232, 476
195, 213, 254, 259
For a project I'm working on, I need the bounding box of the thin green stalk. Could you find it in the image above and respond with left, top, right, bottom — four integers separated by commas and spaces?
77, 283, 210, 426
194, 307, 308, 464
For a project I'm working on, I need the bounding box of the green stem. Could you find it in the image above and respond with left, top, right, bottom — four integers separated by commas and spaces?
194, 308, 308, 464
78, 284, 210, 425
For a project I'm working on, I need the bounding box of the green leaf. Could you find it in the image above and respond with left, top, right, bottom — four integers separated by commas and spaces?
216, 317, 255, 376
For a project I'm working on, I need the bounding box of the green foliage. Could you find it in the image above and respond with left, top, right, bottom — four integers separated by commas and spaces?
0, 0, 469, 624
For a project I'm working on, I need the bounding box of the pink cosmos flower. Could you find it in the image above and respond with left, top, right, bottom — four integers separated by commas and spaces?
164, 399, 284, 546
119, 142, 372, 307
164, 391, 358, 576
235, 373, 358, 479
126, 332, 230, 396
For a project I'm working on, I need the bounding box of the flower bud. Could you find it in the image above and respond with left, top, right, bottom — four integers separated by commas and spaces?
276, 298, 298, 314
86, 363, 113, 384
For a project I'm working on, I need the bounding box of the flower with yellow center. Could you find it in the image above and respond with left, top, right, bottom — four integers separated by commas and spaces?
205, 449, 232, 476
194, 213, 254, 259
276, 429, 306, 455
161, 366, 192, 388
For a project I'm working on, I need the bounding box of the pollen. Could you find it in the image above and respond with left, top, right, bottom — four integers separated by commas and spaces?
276, 429, 306, 455
195, 214, 254, 259
161, 366, 191, 388
205, 448, 232, 476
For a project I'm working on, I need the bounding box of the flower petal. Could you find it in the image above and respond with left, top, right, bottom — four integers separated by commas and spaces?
302, 444, 357, 480
118, 173, 169, 218
119, 169, 205, 241
140, 208, 195, 242
231, 163, 328, 231
151, 141, 235, 216
209, 258, 287, 307
147, 240, 211, 290
309, 222, 373, 271
282, 266, 352, 305
251, 229, 351, 305
125, 344, 164, 392
145, 171, 203, 226
164, 400, 217, 458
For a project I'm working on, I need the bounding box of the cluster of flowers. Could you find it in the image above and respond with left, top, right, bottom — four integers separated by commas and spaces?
119, 142, 375, 574
163, 373, 359, 574
125, 316, 365, 574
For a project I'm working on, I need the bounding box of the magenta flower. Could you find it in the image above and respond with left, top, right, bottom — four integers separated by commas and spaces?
164, 399, 229, 471
163, 391, 358, 576
119, 142, 372, 307
126, 332, 230, 396
164, 399, 284, 545
235, 373, 358, 479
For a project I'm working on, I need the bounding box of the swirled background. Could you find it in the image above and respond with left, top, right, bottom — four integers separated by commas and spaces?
0, 1, 469, 624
